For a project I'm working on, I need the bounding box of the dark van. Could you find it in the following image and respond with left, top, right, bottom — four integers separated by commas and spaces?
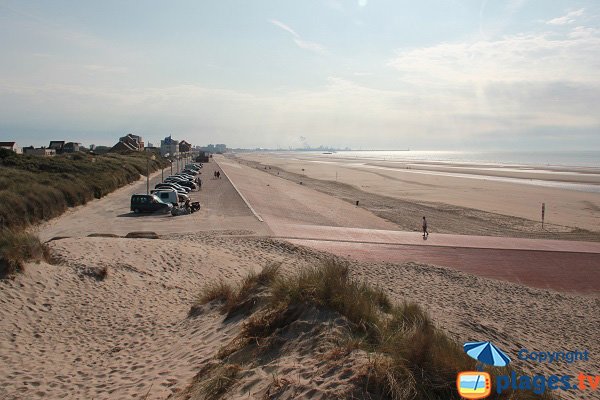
130, 194, 173, 214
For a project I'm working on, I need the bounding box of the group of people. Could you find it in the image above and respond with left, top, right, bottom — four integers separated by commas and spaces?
213, 170, 221, 179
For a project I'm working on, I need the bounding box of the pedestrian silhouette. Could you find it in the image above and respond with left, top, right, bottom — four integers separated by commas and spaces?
422, 216, 429, 239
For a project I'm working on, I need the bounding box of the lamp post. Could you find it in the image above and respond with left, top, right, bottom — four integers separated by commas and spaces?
146, 154, 156, 194
162, 153, 170, 183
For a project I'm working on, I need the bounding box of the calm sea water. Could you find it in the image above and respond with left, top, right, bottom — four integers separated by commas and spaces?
330, 150, 600, 168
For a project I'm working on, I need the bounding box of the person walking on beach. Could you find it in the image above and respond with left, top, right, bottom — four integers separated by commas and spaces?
422, 216, 429, 238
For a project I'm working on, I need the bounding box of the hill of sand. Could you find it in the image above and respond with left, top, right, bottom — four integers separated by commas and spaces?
1, 233, 598, 399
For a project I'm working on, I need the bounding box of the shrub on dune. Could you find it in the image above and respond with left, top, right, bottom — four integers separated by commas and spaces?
0, 230, 49, 278
0, 152, 168, 230
190, 261, 553, 400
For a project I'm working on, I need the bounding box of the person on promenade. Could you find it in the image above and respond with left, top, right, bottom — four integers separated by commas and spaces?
422, 216, 429, 238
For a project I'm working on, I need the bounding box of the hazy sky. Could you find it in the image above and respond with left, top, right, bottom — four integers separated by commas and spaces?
1, 0, 599, 150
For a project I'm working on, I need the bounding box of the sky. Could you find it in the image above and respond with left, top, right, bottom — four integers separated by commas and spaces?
0, 0, 599, 150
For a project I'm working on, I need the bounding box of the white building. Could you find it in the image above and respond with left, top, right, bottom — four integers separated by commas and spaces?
0, 141, 22, 154
160, 135, 179, 157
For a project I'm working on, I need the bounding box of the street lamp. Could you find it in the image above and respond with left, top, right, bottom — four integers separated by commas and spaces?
146, 154, 156, 194
163, 153, 170, 183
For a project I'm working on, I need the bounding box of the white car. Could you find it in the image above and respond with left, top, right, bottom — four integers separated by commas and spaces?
150, 189, 188, 206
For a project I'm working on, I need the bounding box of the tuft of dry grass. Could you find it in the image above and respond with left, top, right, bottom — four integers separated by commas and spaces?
192, 262, 281, 318
199, 363, 241, 399
0, 230, 49, 278
190, 261, 552, 400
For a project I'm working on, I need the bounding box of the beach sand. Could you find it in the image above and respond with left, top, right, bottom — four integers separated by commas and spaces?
235, 152, 600, 235
1, 156, 598, 399
1, 234, 598, 399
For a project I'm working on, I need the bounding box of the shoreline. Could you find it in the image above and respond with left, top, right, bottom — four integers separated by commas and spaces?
234, 152, 600, 234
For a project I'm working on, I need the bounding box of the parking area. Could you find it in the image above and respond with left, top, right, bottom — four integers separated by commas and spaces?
38, 159, 270, 241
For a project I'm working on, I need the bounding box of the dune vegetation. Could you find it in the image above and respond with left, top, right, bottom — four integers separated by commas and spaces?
0, 149, 168, 231
0, 149, 168, 276
185, 261, 553, 400
0, 229, 50, 278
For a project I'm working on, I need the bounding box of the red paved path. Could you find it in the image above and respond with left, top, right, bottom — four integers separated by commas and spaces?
287, 239, 600, 294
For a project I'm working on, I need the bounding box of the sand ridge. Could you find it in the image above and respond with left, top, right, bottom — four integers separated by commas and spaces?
1, 233, 598, 399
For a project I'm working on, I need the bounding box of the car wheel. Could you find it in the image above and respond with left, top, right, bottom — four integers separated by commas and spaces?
133, 208, 140, 214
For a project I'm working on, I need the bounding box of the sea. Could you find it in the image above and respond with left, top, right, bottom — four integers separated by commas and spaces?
296, 150, 600, 193
327, 150, 600, 168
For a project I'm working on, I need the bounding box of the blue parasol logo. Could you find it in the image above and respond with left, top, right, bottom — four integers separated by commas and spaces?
464, 341, 511, 368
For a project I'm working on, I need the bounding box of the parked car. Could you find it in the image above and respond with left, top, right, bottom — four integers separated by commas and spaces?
165, 178, 195, 189
150, 189, 182, 206
130, 194, 173, 214
167, 179, 195, 190
172, 174, 194, 181
166, 175, 190, 181
155, 183, 190, 194
186, 164, 201, 171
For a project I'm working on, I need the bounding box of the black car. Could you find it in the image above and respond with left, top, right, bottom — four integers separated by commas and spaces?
130, 194, 173, 214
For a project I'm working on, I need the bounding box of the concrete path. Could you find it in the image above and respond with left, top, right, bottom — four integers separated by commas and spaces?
216, 156, 600, 295
38, 160, 269, 241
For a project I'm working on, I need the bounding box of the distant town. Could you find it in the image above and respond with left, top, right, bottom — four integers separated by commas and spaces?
0, 135, 227, 160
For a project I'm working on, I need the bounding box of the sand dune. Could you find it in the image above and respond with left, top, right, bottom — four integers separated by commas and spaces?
1, 233, 598, 399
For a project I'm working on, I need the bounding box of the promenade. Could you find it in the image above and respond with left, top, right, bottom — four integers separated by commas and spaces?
217, 156, 600, 295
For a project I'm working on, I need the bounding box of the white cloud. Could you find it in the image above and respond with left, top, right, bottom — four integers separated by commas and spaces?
269, 19, 326, 54
358, 0, 368, 7
546, 8, 584, 25
387, 29, 600, 85
269, 19, 299, 38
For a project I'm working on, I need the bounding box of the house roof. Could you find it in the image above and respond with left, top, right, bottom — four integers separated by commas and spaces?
0, 141, 16, 146
109, 141, 137, 153
49, 141, 65, 148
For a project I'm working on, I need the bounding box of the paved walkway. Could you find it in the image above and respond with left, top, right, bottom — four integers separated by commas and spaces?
38, 160, 268, 241
216, 156, 600, 295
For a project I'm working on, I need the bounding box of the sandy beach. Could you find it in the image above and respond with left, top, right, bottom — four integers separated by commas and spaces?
235, 152, 600, 234
1, 157, 599, 399
2, 235, 598, 399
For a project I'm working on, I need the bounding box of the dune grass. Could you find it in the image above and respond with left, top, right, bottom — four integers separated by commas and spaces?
193, 261, 553, 400
0, 230, 50, 278
0, 150, 168, 230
